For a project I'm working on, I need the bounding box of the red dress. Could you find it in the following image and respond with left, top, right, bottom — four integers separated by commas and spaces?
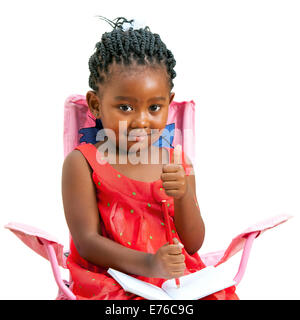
66, 143, 238, 300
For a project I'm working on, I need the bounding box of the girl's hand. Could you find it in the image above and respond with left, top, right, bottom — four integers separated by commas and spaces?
161, 145, 187, 200
149, 238, 185, 279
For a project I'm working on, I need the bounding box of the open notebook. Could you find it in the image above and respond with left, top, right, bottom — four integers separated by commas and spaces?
108, 266, 236, 300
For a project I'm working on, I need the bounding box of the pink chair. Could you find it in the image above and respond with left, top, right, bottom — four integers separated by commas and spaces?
5, 94, 292, 300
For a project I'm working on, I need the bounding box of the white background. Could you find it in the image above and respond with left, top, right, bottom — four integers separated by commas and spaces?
0, 0, 299, 300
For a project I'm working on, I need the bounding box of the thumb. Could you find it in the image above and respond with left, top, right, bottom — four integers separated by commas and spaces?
173, 237, 184, 249
173, 144, 182, 165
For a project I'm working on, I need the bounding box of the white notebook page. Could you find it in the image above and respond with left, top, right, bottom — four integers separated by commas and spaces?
107, 268, 172, 300
162, 266, 236, 300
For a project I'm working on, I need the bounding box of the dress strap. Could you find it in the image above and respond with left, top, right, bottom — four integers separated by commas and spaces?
75, 143, 104, 174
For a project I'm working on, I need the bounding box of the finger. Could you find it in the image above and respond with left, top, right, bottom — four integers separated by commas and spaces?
169, 267, 186, 278
164, 190, 180, 198
161, 172, 178, 181
162, 181, 179, 190
173, 144, 182, 165
171, 271, 185, 278
168, 244, 184, 255
169, 265, 186, 275
162, 164, 181, 173
168, 254, 185, 264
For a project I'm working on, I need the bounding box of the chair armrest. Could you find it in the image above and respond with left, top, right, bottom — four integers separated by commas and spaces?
41, 239, 76, 300
232, 231, 259, 285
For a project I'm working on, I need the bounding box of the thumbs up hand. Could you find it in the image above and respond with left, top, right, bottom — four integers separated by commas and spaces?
161, 145, 188, 200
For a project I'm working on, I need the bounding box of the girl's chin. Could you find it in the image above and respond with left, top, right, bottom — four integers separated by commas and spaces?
114, 140, 147, 153
125, 142, 150, 153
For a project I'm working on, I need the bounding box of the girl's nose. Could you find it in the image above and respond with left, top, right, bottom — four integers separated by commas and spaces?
131, 111, 150, 128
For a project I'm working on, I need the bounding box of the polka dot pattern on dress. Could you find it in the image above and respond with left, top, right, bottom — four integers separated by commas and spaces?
65, 144, 228, 300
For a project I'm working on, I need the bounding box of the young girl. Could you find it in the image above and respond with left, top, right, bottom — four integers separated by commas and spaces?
62, 17, 238, 300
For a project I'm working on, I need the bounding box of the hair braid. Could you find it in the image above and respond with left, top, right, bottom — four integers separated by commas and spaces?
139, 29, 146, 62
88, 16, 176, 93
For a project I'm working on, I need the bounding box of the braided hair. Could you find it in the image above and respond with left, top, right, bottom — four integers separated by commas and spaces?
88, 16, 176, 94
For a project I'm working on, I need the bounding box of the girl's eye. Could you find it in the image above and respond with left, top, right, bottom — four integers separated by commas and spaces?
149, 104, 161, 112
119, 104, 133, 112
118, 104, 161, 112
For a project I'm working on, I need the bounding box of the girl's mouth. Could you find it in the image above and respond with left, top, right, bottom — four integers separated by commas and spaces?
127, 130, 150, 142
135, 135, 148, 141
130, 134, 149, 142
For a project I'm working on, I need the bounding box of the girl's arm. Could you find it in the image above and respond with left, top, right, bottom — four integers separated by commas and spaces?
161, 149, 205, 255
62, 150, 152, 276
61, 150, 185, 279
173, 172, 205, 255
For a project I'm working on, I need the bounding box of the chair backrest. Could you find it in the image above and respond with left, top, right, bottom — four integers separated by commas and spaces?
63, 94, 196, 164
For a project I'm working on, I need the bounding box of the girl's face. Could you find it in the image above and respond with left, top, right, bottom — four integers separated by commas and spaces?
87, 62, 175, 155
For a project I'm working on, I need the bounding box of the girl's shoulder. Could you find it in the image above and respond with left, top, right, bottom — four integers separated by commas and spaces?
62, 147, 94, 181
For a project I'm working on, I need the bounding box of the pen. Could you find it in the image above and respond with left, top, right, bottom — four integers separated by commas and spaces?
161, 200, 181, 288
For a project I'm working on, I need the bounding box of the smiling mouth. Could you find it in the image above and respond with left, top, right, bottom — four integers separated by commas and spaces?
128, 130, 149, 138
126, 130, 161, 142
128, 134, 149, 142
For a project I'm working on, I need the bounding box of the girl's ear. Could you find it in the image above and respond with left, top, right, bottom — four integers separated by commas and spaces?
86, 90, 101, 118
169, 92, 175, 105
